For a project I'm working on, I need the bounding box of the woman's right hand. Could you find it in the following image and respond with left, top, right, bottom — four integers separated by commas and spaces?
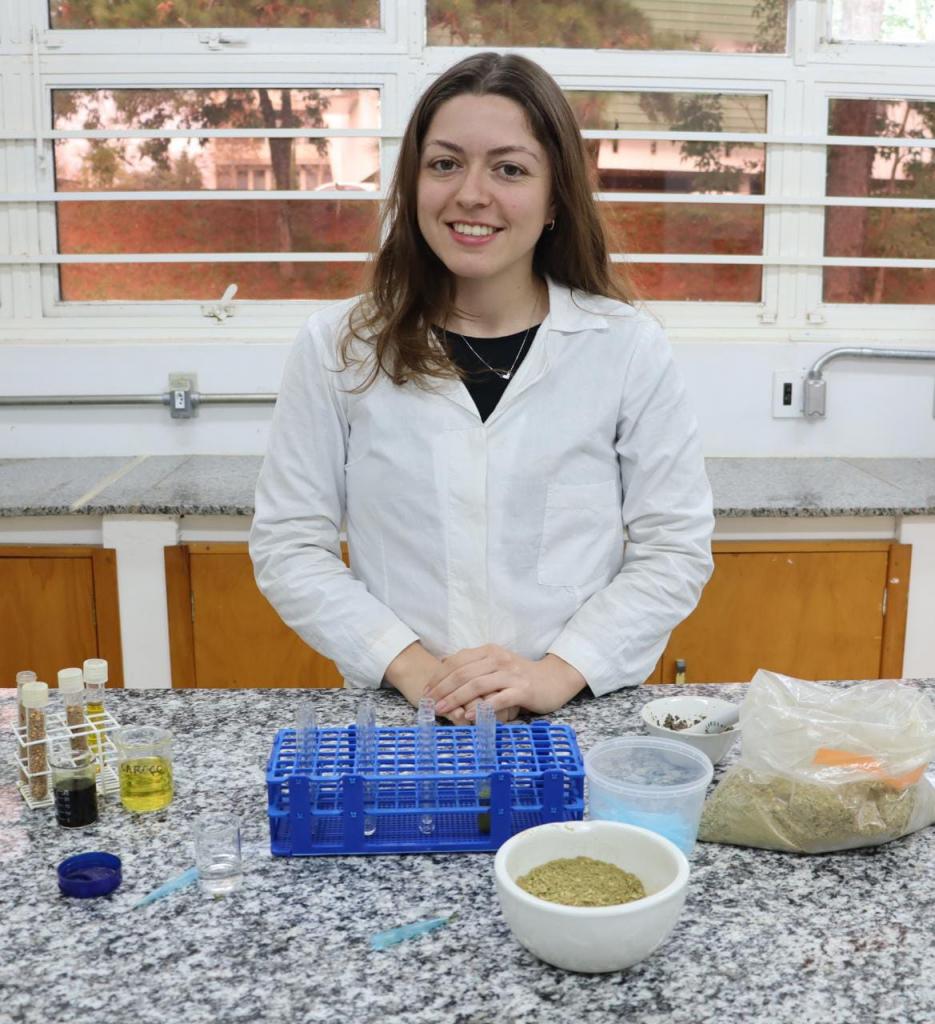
444, 701, 520, 725
383, 642, 519, 722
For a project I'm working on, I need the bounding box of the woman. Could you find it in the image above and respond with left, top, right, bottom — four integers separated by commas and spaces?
250, 52, 714, 723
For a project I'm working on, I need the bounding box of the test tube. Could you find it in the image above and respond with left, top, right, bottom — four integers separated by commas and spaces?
83, 658, 109, 764
15, 670, 37, 786
356, 699, 377, 837
295, 704, 319, 840
417, 697, 436, 836
58, 668, 88, 754
295, 704, 318, 770
21, 681, 49, 801
475, 700, 497, 835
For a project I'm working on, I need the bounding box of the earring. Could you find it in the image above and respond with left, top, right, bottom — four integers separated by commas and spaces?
546, 219, 556, 232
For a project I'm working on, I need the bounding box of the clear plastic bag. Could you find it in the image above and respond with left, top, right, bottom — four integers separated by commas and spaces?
698, 670, 935, 853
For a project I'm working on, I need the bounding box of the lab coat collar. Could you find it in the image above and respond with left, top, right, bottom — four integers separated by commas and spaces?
544, 276, 612, 333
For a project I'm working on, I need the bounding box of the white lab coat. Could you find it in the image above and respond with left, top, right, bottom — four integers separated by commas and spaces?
250, 277, 714, 694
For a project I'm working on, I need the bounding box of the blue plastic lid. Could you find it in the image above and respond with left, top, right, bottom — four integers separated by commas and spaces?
58, 852, 122, 899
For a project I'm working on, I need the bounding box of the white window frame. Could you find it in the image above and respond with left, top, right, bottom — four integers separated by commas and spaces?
1, 0, 933, 345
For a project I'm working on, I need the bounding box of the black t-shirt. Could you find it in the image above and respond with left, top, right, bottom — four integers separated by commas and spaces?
437, 324, 541, 422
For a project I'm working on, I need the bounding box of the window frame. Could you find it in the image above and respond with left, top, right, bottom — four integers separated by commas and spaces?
0, 0, 933, 345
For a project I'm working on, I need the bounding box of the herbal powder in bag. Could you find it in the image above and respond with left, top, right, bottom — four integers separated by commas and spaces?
698, 670, 935, 854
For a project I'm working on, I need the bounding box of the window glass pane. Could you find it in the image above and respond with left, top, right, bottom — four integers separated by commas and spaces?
52, 88, 380, 302
54, 136, 380, 193
53, 87, 380, 192
620, 263, 761, 301
55, 200, 377, 300
824, 98, 935, 304
49, 0, 380, 30
571, 90, 765, 300
56, 199, 378, 253
58, 261, 367, 301
428, 0, 787, 52
829, 0, 935, 43
569, 91, 766, 194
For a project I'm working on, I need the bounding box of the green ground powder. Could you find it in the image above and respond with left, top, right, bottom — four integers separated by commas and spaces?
516, 856, 646, 907
698, 767, 917, 853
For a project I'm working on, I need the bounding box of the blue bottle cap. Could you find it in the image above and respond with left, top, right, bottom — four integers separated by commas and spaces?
58, 852, 122, 899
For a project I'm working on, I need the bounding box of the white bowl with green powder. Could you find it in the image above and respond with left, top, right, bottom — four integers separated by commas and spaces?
494, 820, 689, 973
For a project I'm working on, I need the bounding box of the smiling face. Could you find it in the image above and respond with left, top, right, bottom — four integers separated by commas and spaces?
416, 93, 555, 297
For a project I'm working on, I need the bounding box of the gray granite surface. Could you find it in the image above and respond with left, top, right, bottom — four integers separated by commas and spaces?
2, 683, 934, 1024
0, 456, 933, 518
80, 454, 262, 516
706, 457, 934, 517
0, 457, 133, 515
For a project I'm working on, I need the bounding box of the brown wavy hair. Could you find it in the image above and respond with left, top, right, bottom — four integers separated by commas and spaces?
341, 52, 635, 389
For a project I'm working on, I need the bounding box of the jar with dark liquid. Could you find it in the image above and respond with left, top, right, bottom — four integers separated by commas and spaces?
49, 744, 99, 828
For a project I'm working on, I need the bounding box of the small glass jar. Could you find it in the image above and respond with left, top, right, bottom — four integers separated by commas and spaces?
49, 743, 99, 828
114, 726, 174, 813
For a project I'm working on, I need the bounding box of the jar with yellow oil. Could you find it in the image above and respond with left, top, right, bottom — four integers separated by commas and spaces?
113, 726, 174, 812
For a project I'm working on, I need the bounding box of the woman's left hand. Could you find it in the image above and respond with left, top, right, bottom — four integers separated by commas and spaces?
424, 645, 587, 720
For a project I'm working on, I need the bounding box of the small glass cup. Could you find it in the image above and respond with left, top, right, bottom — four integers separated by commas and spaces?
113, 726, 174, 813
49, 743, 99, 828
194, 814, 243, 896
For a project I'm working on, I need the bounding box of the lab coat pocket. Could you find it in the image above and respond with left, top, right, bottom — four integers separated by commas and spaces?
537, 480, 624, 587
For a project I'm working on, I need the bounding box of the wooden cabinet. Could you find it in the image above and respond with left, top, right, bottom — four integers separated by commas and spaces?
165, 543, 344, 688
164, 539, 911, 690
0, 546, 123, 687
654, 541, 910, 684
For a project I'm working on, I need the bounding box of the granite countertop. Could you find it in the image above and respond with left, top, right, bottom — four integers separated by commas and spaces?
3, 683, 934, 1024
0, 456, 933, 518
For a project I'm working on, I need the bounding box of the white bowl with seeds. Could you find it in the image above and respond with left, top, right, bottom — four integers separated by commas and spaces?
641, 695, 742, 765
493, 819, 689, 973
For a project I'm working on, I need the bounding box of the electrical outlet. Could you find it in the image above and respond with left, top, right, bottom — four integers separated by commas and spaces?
771, 371, 804, 418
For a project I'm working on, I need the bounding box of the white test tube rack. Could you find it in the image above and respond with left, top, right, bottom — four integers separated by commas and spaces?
11, 707, 121, 810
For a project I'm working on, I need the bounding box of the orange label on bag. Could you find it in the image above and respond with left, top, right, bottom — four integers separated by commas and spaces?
812, 748, 925, 790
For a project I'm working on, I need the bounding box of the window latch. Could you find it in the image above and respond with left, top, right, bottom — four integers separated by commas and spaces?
201, 284, 238, 322
197, 31, 248, 50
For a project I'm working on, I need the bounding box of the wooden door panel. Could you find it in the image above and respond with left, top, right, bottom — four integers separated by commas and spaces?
0, 556, 97, 686
660, 548, 890, 684
188, 549, 343, 688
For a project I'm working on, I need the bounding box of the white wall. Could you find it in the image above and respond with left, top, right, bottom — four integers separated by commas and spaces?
2, 336, 934, 458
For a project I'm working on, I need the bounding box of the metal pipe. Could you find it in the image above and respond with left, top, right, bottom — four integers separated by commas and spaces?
804, 346, 935, 418
194, 393, 277, 405
0, 392, 276, 408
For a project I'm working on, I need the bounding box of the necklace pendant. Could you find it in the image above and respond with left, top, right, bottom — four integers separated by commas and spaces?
498, 371, 512, 380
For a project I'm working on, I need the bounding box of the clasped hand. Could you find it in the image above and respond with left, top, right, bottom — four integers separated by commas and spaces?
422, 644, 586, 725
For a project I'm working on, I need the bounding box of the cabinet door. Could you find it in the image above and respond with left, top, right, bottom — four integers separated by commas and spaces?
0, 546, 123, 687
658, 541, 910, 684
165, 543, 344, 688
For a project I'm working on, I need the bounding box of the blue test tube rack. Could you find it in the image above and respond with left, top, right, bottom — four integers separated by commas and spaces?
266, 720, 585, 856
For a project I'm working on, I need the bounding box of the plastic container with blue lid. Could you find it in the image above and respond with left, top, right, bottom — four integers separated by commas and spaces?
58, 852, 122, 898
